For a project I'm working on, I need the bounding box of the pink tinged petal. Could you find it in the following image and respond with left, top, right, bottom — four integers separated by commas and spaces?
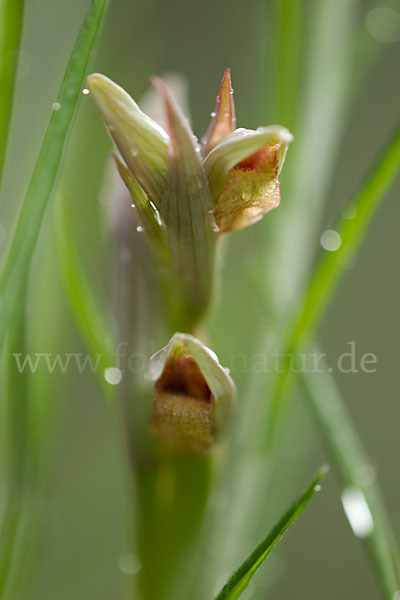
201, 68, 236, 156
86, 73, 169, 208
204, 125, 293, 232
205, 126, 293, 201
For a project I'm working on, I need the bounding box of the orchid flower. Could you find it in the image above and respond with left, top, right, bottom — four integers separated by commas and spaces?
87, 70, 293, 332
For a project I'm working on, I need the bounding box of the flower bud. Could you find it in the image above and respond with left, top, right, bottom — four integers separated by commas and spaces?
146, 333, 235, 455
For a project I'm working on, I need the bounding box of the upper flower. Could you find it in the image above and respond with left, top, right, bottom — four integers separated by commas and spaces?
86, 69, 292, 234
86, 70, 293, 331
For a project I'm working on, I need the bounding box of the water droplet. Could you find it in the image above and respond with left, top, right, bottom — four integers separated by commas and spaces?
52, 102, 61, 111
117, 553, 141, 575
366, 7, 400, 43
229, 90, 234, 95
130, 203, 135, 208
149, 201, 162, 225
104, 367, 123, 385
136, 225, 144, 233
341, 487, 374, 538
314, 484, 321, 492
343, 203, 357, 219
210, 111, 216, 117
82, 87, 90, 95
320, 229, 342, 252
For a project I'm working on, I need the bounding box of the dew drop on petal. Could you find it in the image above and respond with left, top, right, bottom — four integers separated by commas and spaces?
117, 554, 141, 575
52, 102, 61, 111
104, 367, 123, 385
82, 87, 90, 95
341, 487, 374, 538
320, 229, 342, 252
210, 111, 216, 117
136, 225, 144, 233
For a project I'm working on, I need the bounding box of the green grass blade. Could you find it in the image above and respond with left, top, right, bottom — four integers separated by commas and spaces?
214, 467, 327, 600
300, 363, 400, 598
0, 0, 109, 356
55, 193, 114, 394
267, 123, 400, 431
290, 123, 400, 349
269, 0, 303, 131
0, 0, 25, 185
0, 303, 29, 596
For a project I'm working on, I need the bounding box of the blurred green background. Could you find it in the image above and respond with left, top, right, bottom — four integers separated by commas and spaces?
1, 0, 399, 598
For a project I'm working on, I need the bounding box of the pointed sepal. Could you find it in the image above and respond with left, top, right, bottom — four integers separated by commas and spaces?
202, 69, 236, 156
152, 77, 217, 330
146, 333, 236, 455
86, 73, 169, 207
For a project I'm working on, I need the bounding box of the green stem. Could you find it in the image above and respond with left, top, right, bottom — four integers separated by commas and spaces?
299, 361, 400, 599
0, 0, 25, 186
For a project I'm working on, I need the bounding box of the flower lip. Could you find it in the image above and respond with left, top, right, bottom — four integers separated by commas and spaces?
156, 353, 212, 403
146, 333, 235, 454
235, 143, 282, 173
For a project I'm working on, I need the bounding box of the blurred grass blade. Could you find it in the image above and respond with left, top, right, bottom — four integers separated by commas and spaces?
267, 123, 400, 430
214, 467, 326, 600
0, 0, 109, 357
55, 193, 114, 395
0, 0, 25, 185
299, 362, 400, 598
270, 0, 302, 131
0, 306, 28, 595
289, 122, 400, 348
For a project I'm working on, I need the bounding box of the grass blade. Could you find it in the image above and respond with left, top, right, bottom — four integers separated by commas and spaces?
214, 467, 327, 600
269, 0, 303, 131
267, 123, 400, 431
0, 0, 109, 356
299, 363, 400, 598
55, 193, 114, 394
0, 0, 25, 184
